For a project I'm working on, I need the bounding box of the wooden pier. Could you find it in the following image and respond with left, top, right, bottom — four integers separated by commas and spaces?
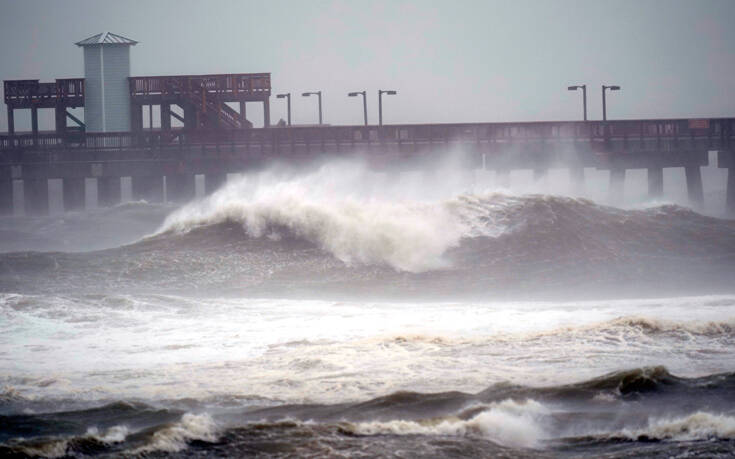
0, 117, 733, 215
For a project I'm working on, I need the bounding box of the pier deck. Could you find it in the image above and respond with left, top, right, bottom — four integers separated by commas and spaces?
0, 117, 733, 215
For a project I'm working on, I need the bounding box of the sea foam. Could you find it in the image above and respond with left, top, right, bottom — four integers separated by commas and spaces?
158, 162, 479, 272
346, 399, 549, 448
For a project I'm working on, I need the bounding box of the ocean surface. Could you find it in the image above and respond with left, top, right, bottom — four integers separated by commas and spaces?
1, 160, 735, 458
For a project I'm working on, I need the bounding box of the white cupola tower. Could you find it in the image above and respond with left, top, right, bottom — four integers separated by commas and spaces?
76, 32, 137, 133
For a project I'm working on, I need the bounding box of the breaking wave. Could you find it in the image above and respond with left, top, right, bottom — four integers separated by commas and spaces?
155, 161, 735, 276
2, 160, 734, 298
344, 399, 549, 448
599, 316, 735, 336
611, 412, 735, 442
132, 413, 218, 453
161, 190, 465, 273
3, 368, 735, 457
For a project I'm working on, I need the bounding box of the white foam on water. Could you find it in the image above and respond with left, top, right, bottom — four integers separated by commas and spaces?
348, 399, 550, 449
133, 413, 217, 453
157, 160, 513, 272
609, 412, 735, 441
15, 440, 68, 459
2, 293, 734, 405
85, 425, 129, 443
6, 426, 129, 459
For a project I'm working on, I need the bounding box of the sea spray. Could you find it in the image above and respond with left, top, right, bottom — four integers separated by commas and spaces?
158, 161, 478, 272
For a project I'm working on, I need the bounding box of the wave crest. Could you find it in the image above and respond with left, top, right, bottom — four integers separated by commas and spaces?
158, 167, 472, 272
614, 412, 735, 442
344, 399, 549, 449
133, 412, 218, 453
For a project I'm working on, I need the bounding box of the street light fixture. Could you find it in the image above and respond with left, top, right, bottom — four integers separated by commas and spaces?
302, 91, 323, 125
601, 85, 621, 121
567, 85, 587, 121
378, 90, 397, 126
276, 92, 291, 126
348, 91, 368, 126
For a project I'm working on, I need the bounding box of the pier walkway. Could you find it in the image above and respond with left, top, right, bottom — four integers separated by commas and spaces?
0, 117, 733, 215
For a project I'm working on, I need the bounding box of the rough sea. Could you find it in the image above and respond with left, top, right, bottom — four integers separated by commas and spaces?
1, 159, 735, 458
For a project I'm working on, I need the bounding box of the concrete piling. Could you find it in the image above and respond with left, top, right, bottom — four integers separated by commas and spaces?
684, 166, 704, 207
647, 167, 663, 199
609, 168, 625, 200
97, 177, 122, 207
727, 167, 735, 214
23, 179, 49, 215
63, 178, 86, 211
0, 179, 12, 215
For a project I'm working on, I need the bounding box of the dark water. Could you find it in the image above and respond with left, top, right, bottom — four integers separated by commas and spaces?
1, 195, 734, 300
1, 165, 735, 457
2, 368, 735, 457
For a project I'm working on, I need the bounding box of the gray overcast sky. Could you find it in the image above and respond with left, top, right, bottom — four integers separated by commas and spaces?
1, 0, 734, 130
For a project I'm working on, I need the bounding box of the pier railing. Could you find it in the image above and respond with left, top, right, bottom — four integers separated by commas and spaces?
129, 73, 271, 99
4, 79, 84, 108
0, 118, 732, 154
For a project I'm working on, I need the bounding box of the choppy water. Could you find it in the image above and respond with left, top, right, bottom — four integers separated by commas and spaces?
1, 160, 735, 457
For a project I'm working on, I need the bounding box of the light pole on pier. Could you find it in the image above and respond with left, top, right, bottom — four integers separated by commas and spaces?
302, 91, 323, 125
601, 85, 621, 121
348, 91, 368, 126
378, 89, 397, 126
567, 85, 587, 121
276, 93, 291, 126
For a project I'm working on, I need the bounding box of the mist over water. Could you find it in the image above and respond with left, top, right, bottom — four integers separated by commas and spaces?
1, 154, 735, 457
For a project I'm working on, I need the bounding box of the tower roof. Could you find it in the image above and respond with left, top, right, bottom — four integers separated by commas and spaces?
76, 32, 137, 46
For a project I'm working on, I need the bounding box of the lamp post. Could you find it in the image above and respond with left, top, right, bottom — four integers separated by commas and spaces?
276, 92, 291, 126
567, 85, 587, 121
378, 89, 397, 126
348, 91, 368, 126
601, 85, 621, 121
302, 91, 323, 125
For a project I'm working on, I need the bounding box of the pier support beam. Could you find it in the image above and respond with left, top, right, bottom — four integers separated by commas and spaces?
97, 177, 121, 207
0, 179, 12, 215
685, 166, 704, 207
647, 167, 663, 199
23, 178, 49, 215
63, 177, 86, 212
166, 175, 196, 203
240, 101, 247, 128
6, 107, 14, 135
205, 172, 227, 195
183, 103, 197, 131
31, 107, 39, 145
132, 176, 164, 203
609, 167, 625, 201
727, 167, 735, 214
131, 103, 144, 132
31, 107, 38, 133
263, 98, 271, 128
55, 106, 66, 134
161, 103, 171, 131
533, 168, 547, 182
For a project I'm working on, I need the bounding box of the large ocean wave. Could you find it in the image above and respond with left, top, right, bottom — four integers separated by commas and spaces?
1, 175, 733, 299
156, 161, 735, 275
